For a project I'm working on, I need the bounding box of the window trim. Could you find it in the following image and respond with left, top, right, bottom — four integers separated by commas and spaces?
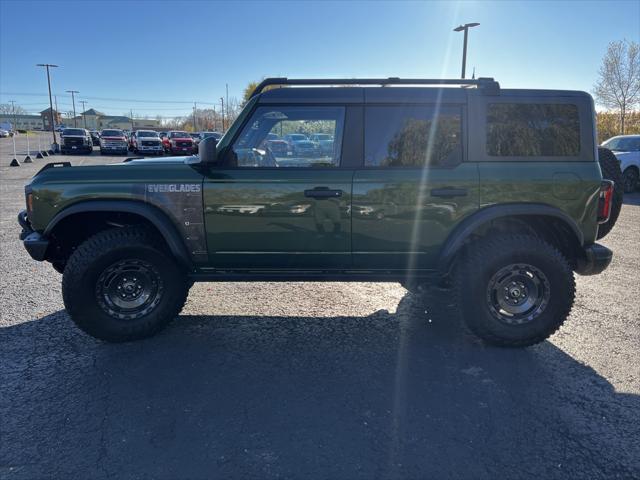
362, 103, 466, 169
220, 103, 349, 170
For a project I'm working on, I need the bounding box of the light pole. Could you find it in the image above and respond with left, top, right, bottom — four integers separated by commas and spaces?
220, 97, 225, 131
36, 63, 59, 149
66, 90, 79, 127
453, 22, 480, 79
80, 100, 87, 128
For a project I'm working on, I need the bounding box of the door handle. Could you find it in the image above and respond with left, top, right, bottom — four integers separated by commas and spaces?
430, 187, 468, 198
304, 188, 343, 199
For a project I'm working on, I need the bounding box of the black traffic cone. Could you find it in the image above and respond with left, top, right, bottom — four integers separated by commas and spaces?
24, 155, 33, 163
36, 152, 44, 159
41, 150, 49, 157
10, 158, 20, 166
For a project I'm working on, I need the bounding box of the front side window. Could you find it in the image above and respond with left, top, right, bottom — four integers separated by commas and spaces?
487, 103, 580, 156
231, 106, 345, 168
364, 106, 462, 168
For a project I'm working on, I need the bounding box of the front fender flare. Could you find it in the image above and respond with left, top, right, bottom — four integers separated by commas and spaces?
44, 200, 194, 270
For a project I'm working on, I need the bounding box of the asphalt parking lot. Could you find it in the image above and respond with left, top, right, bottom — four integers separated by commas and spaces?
1, 133, 639, 479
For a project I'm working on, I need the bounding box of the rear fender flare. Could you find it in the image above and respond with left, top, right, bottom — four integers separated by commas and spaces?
437, 203, 584, 274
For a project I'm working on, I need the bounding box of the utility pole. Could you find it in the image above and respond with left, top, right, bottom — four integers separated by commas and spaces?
66, 90, 79, 127
36, 63, 59, 148
193, 102, 197, 131
453, 22, 480, 79
225, 83, 229, 128
130, 109, 134, 131
79, 100, 87, 128
54, 95, 59, 127
220, 97, 225, 132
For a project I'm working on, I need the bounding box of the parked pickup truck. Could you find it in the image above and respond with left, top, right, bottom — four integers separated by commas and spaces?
18, 77, 618, 347
132, 130, 164, 156
60, 128, 93, 154
162, 131, 195, 155
99, 129, 128, 155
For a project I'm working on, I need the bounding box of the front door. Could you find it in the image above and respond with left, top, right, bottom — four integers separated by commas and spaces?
203, 105, 353, 270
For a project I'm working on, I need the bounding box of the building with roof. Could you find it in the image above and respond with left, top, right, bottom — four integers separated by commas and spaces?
40, 108, 62, 130
74, 109, 160, 131
0, 113, 44, 130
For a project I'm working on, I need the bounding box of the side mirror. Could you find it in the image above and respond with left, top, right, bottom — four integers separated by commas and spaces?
199, 136, 218, 165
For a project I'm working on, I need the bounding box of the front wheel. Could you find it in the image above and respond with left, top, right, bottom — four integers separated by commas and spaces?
62, 227, 190, 342
454, 235, 575, 347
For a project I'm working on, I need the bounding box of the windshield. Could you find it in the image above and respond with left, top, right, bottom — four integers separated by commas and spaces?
137, 131, 159, 138
290, 134, 307, 141
102, 130, 123, 137
202, 132, 221, 139
314, 134, 333, 141
170, 131, 189, 138
63, 129, 85, 136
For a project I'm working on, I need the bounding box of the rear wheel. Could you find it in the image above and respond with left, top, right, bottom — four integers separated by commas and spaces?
454, 235, 575, 347
597, 147, 623, 239
62, 227, 190, 342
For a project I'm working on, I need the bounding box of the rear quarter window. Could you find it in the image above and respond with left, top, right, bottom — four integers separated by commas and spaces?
486, 103, 580, 156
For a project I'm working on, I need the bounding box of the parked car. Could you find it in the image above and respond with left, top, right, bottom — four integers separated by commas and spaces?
18, 77, 619, 347
132, 130, 164, 155
99, 129, 128, 155
60, 128, 93, 154
163, 131, 195, 155
89, 130, 100, 146
601, 135, 640, 193
0, 129, 9, 138
264, 133, 289, 156
309, 133, 335, 156
283, 133, 320, 157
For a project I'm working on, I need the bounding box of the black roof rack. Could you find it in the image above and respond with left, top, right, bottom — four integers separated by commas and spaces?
251, 77, 500, 98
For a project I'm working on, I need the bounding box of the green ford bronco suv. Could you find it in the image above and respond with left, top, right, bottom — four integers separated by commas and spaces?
19, 78, 617, 346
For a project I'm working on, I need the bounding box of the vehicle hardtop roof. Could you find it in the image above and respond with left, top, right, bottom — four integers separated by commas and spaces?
254, 77, 592, 104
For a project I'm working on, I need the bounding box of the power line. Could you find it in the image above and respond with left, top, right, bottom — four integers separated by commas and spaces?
0, 91, 219, 105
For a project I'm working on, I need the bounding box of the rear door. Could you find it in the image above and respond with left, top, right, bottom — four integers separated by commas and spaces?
352, 91, 479, 271
203, 104, 358, 270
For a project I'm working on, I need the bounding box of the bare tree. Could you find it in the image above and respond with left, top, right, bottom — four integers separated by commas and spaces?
593, 39, 640, 134
0, 103, 26, 115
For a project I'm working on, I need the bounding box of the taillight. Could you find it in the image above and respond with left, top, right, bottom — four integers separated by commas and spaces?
597, 180, 614, 224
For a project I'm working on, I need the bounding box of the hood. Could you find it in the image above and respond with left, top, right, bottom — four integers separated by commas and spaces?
170, 137, 193, 142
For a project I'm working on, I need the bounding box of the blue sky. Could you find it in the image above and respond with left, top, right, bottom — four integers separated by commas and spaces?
1, 0, 638, 118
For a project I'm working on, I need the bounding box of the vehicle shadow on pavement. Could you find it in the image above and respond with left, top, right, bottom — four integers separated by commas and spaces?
1, 292, 639, 480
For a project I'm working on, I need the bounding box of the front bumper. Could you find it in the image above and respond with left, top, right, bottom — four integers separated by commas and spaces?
575, 243, 613, 276
18, 210, 49, 261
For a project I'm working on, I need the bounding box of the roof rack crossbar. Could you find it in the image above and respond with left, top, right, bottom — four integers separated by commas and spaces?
250, 77, 499, 97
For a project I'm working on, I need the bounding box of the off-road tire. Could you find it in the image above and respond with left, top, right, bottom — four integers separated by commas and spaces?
454, 235, 575, 347
62, 227, 190, 342
597, 147, 623, 239
622, 167, 639, 194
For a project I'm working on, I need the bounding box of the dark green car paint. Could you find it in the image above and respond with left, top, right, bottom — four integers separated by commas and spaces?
22, 87, 606, 276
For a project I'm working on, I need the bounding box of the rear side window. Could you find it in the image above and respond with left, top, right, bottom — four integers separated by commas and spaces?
487, 103, 580, 156
365, 106, 462, 167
